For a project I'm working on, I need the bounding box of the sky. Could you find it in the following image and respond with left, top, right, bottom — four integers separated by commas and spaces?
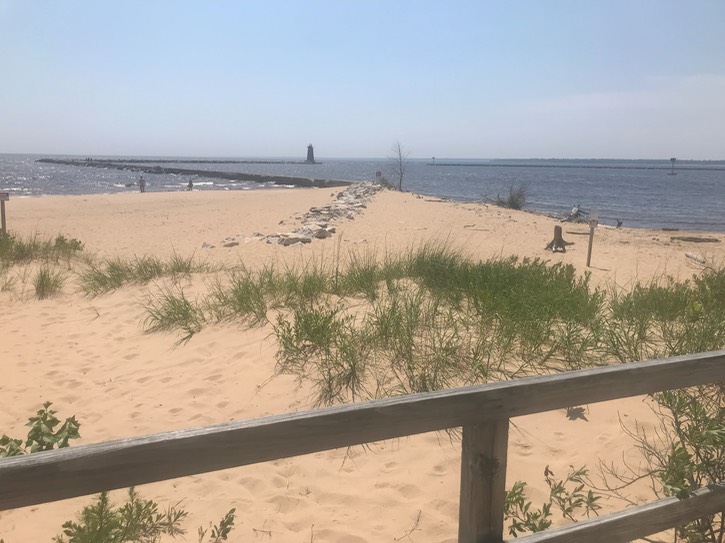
1, 1, 724, 159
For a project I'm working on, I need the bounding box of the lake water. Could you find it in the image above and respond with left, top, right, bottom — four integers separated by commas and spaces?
1, 154, 724, 232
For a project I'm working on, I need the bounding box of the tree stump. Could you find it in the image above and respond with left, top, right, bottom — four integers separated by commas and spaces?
545, 225, 571, 252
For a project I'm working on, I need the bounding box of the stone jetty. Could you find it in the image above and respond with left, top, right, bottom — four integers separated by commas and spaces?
37, 158, 351, 188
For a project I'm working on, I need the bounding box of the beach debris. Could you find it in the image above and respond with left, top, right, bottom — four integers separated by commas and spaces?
265, 183, 382, 246
671, 236, 721, 244
685, 252, 707, 264
561, 204, 588, 223
545, 225, 573, 252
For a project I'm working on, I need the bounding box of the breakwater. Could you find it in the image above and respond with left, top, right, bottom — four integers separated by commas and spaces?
37, 159, 350, 188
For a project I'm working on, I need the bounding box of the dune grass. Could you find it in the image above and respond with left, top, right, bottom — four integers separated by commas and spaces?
0, 232, 83, 264
7, 230, 717, 408
139, 243, 623, 401
33, 265, 66, 299
495, 184, 528, 210
8, 228, 721, 409
79, 254, 207, 296
603, 266, 725, 362
143, 287, 204, 343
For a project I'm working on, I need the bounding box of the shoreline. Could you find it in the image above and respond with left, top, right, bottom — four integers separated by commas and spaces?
8, 186, 725, 236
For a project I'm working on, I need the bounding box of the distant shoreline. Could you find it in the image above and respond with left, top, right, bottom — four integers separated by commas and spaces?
428, 162, 725, 171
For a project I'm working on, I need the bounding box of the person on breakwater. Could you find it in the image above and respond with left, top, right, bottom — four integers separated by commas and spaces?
139, 175, 146, 193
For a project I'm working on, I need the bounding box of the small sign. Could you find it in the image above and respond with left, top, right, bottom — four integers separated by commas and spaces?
0, 193, 8, 201
590, 209, 599, 228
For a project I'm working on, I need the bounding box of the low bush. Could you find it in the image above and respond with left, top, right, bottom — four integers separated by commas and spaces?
0, 232, 83, 265
495, 184, 528, 210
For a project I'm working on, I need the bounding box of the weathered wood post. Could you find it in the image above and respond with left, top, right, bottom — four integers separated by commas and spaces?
458, 419, 509, 543
0, 192, 8, 235
586, 211, 598, 267
546, 225, 569, 252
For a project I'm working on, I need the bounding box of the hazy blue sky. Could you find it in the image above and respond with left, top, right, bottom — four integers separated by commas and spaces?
1, 1, 724, 159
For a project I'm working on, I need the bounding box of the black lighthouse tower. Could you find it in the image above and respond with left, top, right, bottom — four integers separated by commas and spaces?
305, 144, 315, 164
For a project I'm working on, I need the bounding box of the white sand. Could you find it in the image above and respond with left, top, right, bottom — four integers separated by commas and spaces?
1, 188, 723, 541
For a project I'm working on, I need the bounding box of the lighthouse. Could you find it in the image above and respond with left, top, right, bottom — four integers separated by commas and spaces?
305, 144, 315, 164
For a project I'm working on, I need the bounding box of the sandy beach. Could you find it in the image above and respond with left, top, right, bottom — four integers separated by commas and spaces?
1, 186, 723, 542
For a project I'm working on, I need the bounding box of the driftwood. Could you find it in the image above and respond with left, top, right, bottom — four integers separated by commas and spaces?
671, 236, 721, 244
545, 225, 572, 252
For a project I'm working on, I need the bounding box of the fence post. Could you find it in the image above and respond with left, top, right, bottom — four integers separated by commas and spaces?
458, 419, 509, 543
0, 192, 8, 235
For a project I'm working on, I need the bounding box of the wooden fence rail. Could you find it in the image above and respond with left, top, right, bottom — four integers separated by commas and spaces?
2, 350, 725, 542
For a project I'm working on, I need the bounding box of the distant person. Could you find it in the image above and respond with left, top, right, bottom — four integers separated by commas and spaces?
188, 179, 193, 191
139, 175, 146, 193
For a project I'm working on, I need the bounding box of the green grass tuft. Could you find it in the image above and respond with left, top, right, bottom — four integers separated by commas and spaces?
143, 287, 204, 342
33, 266, 65, 299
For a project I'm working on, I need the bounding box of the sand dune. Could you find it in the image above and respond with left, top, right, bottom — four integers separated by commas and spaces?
1, 187, 723, 541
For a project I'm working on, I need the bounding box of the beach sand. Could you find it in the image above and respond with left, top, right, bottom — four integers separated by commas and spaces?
1, 187, 723, 542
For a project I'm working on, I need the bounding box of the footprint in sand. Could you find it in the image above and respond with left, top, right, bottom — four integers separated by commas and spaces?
395, 483, 418, 498
512, 441, 534, 456
186, 388, 206, 397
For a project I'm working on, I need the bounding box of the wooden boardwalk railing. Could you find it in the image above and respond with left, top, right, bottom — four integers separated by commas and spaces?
2, 350, 724, 542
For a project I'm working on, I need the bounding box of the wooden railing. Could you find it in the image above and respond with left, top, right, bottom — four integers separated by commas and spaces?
2, 350, 725, 542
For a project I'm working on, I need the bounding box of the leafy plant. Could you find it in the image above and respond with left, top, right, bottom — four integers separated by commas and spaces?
505, 466, 601, 537
600, 386, 725, 542
1, 405, 235, 543
54, 488, 235, 543
0, 401, 80, 457
197, 508, 236, 543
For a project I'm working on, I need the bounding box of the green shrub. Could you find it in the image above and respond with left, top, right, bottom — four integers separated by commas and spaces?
495, 184, 528, 210
0, 232, 83, 265
0, 401, 80, 457
505, 467, 601, 537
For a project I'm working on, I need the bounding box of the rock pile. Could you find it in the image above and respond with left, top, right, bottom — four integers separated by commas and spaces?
200, 183, 384, 250
264, 183, 383, 246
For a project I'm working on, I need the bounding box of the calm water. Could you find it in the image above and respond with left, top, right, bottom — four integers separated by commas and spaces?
1, 154, 724, 232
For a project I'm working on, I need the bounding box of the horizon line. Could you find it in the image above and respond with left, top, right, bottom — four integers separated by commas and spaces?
3, 152, 725, 163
